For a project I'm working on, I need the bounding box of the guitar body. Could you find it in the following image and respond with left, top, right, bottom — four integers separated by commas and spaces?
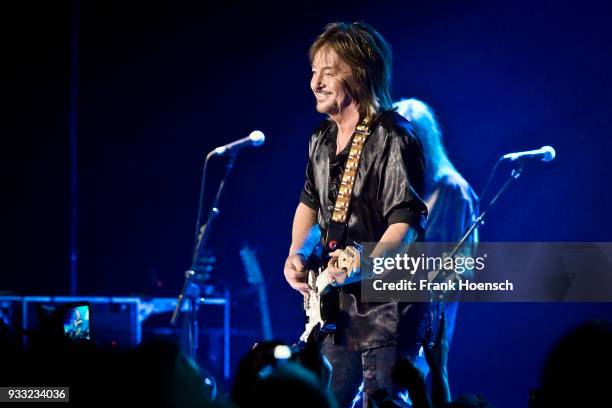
299, 246, 360, 343
299, 268, 338, 343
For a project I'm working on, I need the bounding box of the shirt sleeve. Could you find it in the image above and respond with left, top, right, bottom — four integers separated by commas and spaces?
299, 134, 320, 210
378, 128, 428, 231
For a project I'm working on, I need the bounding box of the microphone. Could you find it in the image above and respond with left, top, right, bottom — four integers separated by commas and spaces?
502, 145, 556, 162
213, 130, 265, 156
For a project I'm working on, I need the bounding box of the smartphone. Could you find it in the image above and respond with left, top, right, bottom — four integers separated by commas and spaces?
62, 303, 91, 341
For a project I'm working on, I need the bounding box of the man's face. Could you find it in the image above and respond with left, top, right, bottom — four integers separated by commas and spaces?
310, 48, 354, 116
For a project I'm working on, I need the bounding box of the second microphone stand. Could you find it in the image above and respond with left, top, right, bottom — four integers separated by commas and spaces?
171, 150, 238, 359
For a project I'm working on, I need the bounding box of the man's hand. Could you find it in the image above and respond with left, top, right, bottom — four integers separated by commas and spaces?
326, 248, 361, 285
284, 253, 310, 294
325, 249, 349, 285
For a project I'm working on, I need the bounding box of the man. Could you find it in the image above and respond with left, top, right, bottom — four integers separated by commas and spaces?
394, 98, 479, 339
283, 22, 428, 407
394, 98, 479, 400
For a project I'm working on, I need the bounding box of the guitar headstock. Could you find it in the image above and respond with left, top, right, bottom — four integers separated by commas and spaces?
239, 244, 263, 286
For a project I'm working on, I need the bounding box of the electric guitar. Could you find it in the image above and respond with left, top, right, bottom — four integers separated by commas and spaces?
299, 245, 361, 343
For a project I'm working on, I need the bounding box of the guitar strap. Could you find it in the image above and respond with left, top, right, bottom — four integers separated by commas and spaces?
325, 117, 372, 252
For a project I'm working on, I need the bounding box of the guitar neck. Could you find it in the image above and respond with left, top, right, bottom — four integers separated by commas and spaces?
254, 284, 273, 340
240, 246, 274, 341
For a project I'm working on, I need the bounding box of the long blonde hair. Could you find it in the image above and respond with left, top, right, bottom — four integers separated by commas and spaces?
394, 98, 458, 190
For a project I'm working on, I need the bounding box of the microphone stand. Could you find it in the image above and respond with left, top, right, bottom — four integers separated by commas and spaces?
452, 161, 524, 259
171, 150, 238, 360
428, 160, 525, 337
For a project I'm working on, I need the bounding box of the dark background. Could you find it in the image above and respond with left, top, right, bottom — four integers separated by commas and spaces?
5, 1, 612, 406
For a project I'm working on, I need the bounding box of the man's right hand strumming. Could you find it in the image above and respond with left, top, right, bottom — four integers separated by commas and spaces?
284, 253, 310, 294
